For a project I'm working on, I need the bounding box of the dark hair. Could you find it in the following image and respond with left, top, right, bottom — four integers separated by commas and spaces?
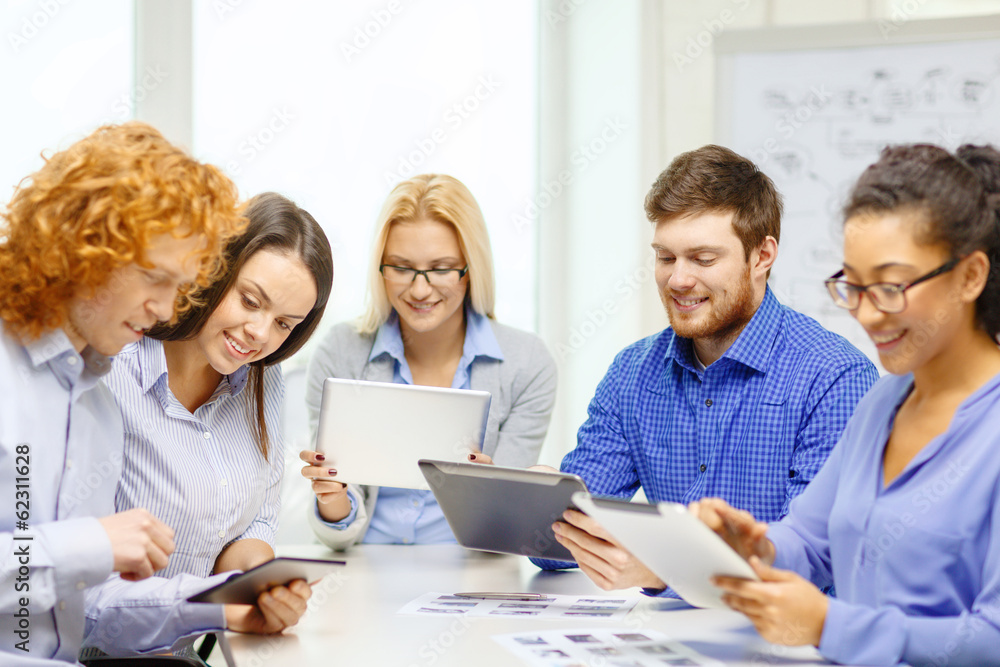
644, 144, 783, 260
149, 192, 334, 459
844, 143, 1000, 338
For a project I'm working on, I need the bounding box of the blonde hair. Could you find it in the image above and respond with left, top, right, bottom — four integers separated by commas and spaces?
357, 174, 495, 335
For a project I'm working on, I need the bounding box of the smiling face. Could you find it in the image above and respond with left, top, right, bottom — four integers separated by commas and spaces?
843, 211, 971, 375
382, 217, 469, 338
194, 248, 317, 375
652, 210, 763, 345
65, 231, 204, 356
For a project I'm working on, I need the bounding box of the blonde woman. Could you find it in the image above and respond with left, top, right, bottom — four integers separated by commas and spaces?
300, 174, 556, 548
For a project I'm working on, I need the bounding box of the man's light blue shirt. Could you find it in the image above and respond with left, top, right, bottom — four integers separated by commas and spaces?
325, 307, 503, 544
0, 326, 226, 664
769, 371, 1000, 666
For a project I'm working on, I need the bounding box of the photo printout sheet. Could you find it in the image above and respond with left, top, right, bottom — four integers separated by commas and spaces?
397, 592, 639, 621
493, 628, 723, 666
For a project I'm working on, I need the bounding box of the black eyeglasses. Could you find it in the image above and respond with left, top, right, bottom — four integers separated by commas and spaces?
379, 264, 469, 287
824, 258, 960, 314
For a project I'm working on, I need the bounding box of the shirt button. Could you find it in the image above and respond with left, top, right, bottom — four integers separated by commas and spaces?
66, 459, 73, 469
67, 356, 78, 365
412, 499, 419, 508
76, 581, 87, 590
704, 399, 713, 407
59, 601, 66, 611
402, 538, 410, 544
699, 464, 707, 472
220, 479, 228, 487
218, 530, 225, 539
203, 431, 211, 439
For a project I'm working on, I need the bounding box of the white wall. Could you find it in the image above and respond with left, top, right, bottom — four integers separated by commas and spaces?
535, 0, 664, 466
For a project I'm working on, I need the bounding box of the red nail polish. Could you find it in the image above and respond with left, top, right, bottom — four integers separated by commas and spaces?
328, 469, 338, 476
315, 454, 325, 461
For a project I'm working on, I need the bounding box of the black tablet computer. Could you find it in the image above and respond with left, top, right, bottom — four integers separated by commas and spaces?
418, 459, 588, 561
187, 557, 346, 605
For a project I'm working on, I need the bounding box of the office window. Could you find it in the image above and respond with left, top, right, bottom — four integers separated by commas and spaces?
193, 1, 539, 333
1, 1, 133, 199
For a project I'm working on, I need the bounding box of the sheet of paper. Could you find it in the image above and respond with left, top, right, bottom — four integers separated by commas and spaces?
493, 628, 724, 666
397, 592, 639, 621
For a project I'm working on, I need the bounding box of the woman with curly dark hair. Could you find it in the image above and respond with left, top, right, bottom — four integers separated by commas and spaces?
694, 143, 1000, 666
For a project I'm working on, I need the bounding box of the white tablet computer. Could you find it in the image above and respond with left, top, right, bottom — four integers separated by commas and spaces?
419, 459, 588, 561
314, 378, 491, 490
572, 493, 758, 608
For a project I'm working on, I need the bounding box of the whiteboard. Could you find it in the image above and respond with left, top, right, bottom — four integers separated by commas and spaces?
715, 16, 1000, 368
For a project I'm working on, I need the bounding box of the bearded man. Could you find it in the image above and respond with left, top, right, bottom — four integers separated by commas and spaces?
536, 145, 878, 594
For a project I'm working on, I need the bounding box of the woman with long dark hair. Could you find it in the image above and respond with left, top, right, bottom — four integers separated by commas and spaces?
103, 191, 333, 635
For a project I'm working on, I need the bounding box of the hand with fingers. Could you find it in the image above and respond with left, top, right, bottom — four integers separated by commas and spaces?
97, 508, 175, 581
713, 556, 828, 647
552, 509, 666, 591
688, 497, 775, 564
299, 450, 351, 522
225, 579, 313, 635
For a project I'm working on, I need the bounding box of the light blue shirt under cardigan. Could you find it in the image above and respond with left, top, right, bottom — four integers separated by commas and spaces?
306, 308, 557, 549
0, 325, 224, 665
768, 372, 1000, 666
366, 308, 504, 543
106, 337, 285, 577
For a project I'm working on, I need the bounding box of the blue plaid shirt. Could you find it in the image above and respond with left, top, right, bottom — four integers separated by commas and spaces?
537, 287, 878, 572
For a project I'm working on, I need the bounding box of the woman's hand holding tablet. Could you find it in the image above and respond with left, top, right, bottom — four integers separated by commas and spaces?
299, 449, 352, 522
687, 497, 776, 564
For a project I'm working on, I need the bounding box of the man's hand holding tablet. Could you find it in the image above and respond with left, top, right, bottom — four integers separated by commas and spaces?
551, 509, 666, 592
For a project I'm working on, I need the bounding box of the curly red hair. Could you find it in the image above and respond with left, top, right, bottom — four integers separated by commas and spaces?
0, 121, 246, 340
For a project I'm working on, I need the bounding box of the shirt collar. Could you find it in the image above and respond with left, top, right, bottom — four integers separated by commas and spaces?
666, 286, 782, 375
137, 336, 249, 397
369, 306, 505, 366
24, 328, 112, 389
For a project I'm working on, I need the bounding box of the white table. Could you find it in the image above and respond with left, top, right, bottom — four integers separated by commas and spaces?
219, 544, 830, 666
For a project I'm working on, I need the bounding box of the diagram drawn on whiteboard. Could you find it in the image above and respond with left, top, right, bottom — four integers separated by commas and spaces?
721, 36, 1000, 368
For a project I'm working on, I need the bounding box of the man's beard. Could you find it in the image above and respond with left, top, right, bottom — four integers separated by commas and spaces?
662, 265, 757, 343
